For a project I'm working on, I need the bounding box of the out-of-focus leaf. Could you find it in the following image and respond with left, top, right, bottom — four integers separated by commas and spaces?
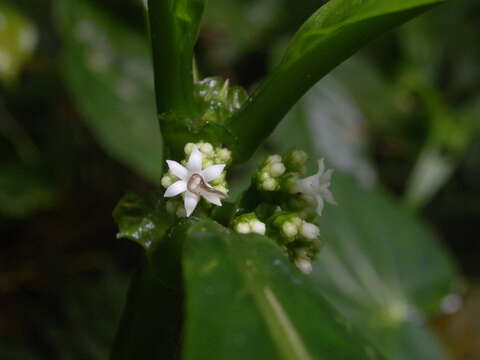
228, 0, 446, 161
405, 148, 455, 208
113, 192, 172, 250
0, 164, 56, 218
314, 173, 456, 360
181, 219, 384, 360
0, 3, 38, 84
277, 74, 377, 187
56, 0, 162, 183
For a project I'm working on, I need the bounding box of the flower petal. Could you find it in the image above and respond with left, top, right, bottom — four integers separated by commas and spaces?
188, 146, 203, 172
166, 160, 188, 180
184, 191, 200, 217
164, 180, 187, 197
322, 189, 337, 205
317, 158, 325, 175
201, 192, 222, 206
202, 164, 225, 182
315, 195, 325, 216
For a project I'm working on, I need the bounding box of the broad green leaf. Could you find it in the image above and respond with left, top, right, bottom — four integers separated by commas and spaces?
228, 0, 446, 161
147, 0, 206, 117
314, 173, 456, 359
181, 220, 384, 360
56, 0, 163, 182
0, 3, 38, 84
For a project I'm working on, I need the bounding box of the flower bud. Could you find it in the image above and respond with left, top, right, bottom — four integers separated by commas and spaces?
251, 220, 266, 235
300, 221, 320, 240
270, 162, 286, 177
184, 142, 196, 155
236, 223, 251, 234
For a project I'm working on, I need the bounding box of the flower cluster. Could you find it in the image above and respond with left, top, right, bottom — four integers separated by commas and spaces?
161, 142, 230, 217
234, 149, 335, 274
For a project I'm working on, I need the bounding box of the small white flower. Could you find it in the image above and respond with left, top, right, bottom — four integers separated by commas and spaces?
163, 146, 227, 217
293, 159, 336, 216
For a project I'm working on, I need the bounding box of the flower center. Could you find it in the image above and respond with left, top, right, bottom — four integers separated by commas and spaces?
187, 173, 228, 199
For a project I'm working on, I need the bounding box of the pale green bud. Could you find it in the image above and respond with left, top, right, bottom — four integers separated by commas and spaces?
282, 221, 298, 238
200, 142, 214, 155
236, 223, 251, 234
262, 178, 278, 191
300, 222, 320, 240
295, 258, 312, 274
161, 174, 174, 188
184, 142, 196, 155
270, 162, 286, 177
216, 148, 232, 163
267, 154, 282, 164
251, 220, 266, 235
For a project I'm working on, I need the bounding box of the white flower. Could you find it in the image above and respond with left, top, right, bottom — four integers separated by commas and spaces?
163, 146, 227, 217
293, 159, 336, 216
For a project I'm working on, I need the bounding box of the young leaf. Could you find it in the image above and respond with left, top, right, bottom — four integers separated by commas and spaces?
147, 0, 206, 117
228, 0, 447, 161
56, 0, 163, 182
181, 220, 384, 360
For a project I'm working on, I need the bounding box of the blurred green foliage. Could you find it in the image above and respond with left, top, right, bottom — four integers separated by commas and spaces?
0, 0, 479, 359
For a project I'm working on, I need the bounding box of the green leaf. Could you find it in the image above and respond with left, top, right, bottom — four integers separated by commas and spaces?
181, 220, 384, 360
56, 0, 163, 182
0, 3, 38, 84
313, 174, 457, 359
228, 0, 446, 161
147, 0, 206, 117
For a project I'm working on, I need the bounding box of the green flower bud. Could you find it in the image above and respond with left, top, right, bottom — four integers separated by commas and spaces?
270, 162, 286, 177
161, 174, 173, 188
184, 142, 196, 155
300, 221, 320, 240
282, 221, 298, 239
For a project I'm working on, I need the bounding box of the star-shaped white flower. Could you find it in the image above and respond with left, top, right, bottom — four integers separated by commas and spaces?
164, 146, 226, 217
294, 158, 336, 216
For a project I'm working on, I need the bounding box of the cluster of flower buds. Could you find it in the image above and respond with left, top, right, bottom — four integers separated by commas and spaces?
232, 212, 266, 235
256, 155, 287, 191
266, 211, 321, 274
249, 149, 336, 273
256, 150, 310, 193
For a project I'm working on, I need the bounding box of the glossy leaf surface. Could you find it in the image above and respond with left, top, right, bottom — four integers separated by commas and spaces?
180, 220, 383, 360
56, 0, 162, 182
228, 0, 447, 161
